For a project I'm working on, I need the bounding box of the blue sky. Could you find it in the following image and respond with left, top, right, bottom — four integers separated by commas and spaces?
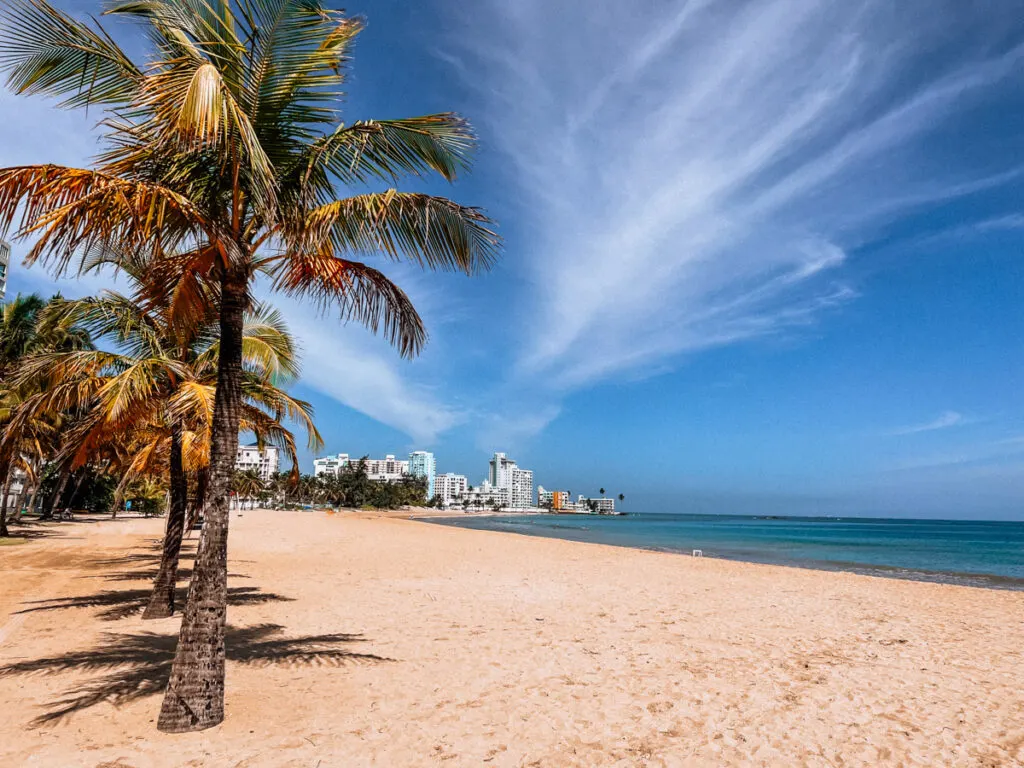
2, 0, 1023, 518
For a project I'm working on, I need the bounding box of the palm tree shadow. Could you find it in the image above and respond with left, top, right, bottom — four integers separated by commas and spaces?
17, 586, 292, 621
101, 567, 251, 583
1, 624, 393, 726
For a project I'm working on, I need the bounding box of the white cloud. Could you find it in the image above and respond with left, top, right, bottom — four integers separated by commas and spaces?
274, 297, 468, 445
447, 0, 1024, 403
889, 411, 966, 436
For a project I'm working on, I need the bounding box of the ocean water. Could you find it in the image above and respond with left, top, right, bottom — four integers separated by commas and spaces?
427, 513, 1024, 590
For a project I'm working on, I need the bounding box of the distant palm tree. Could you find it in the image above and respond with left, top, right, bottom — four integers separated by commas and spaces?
232, 469, 265, 508
599, 487, 606, 497
0, 0, 496, 732
618, 493, 625, 503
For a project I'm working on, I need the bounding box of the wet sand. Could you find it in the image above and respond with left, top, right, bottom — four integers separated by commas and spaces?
1, 508, 1021, 767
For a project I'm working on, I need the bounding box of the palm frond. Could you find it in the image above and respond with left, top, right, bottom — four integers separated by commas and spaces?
0, 165, 207, 275
268, 250, 426, 358
299, 191, 499, 275
301, 115, 476, 186
0, 0, 142, 108
240, 376, 321, 451
237, 301, 299, 381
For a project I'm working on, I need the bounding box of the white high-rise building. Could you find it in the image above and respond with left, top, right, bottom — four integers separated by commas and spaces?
313, 453, 351, 477
235, 445, 280, 481
488, 452, 516, 489
0, 240, 10, 300
510, 468, 534, 509
487, 452, 535, 509
409, 451, 436, 499
436, 473, 468, 506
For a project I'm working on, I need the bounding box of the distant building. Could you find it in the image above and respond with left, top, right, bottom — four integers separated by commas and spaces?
235, 445, 279, 482
313, 453, 351, 478
0, 240, 10, 300
313, 453, 409, 482
1, 467, 26, 513
538, 487, 571, 511
436, 473, 468, 506
463, 480, 509, 510
363, 454, 409, 482
510, 468, 534, 509
409, 451, 436, 499
487, 452, 535, 509
488, 452, 516, 489
577, 495, 615, 514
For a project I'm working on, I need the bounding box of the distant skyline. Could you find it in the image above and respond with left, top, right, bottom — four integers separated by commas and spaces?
2, 0, 1023, 519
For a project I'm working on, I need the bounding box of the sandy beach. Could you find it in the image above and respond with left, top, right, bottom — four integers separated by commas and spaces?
1, 509, 1022, 767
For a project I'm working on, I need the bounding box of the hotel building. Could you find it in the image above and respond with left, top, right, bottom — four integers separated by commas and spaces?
578, 495, 616, 514
235, 445, 280, 482
462, 480, 510, 509
436, 473, 468, 506
485, 452, 535, 509
537, 487, 571, 511
409, 451, 436, 499
313, 453, 351, 477
312, 453, 410, 482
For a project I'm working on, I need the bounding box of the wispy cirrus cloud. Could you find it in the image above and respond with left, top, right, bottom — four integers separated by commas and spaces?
447, 0, 1024, 407
888, 411, 967, 436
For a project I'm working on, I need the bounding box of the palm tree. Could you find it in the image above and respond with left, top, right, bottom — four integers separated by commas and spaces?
232, 468, 264, 509
0, 294, 92, 535
17, 266, 319, 619
0, 0, 496, 731
599, 487, 606, 497
618, 493, 625, 504
0, 294, 44, 532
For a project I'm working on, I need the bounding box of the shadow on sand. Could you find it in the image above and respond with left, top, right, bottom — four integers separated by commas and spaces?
15, 585, 293, 621
0, 624, 392, 725
3, 535, 392, 726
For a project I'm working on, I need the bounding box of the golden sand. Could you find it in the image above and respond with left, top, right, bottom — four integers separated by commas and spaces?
1, 509, 1021, 767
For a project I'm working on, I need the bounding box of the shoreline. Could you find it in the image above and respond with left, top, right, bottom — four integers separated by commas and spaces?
418, 511, 1024, 592
1, 509, 1021, 766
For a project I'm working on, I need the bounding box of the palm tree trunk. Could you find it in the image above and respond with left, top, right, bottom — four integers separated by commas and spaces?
158, 270, 247, 733
25, 479, 41, 516
0, 465, 11, 538
143, 423, 188, 620
64, 470, 87, 514
43, 466, 71, 520
12, 484, 28, 525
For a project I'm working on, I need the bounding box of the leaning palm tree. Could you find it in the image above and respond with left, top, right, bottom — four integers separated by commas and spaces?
0, 0, 497, 731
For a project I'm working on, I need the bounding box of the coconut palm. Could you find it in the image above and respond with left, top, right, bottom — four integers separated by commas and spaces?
0, 294, 92, 534
15, 262, 320, 618
232, 468, 264, 508
0, 0, 497, 730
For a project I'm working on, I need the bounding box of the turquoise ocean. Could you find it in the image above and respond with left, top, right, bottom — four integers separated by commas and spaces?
428, 513, 1024, 590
